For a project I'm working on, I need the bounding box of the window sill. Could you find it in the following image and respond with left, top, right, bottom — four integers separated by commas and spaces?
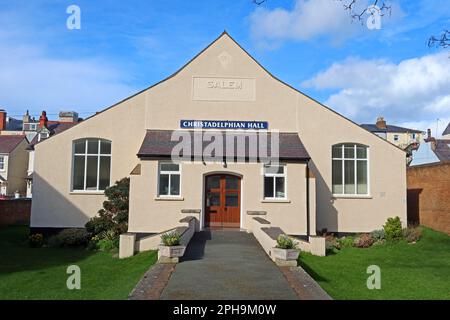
332, 195, 372, 199
70, 191, 105, 195
154, 196, 184, 201
261, 199, 291, 203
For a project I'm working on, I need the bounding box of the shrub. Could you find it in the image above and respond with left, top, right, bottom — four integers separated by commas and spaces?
353, 233, 375, 248
85, 178, 130, 237
325, 235, 340, 251
28, 233, 44, 247
48, 229, 91, 247
383, 217, 403, 241
338, 236, 354, 248
371, 229, 386, 241
96, 238, 120, 251
276, 234, 298, 249
85, 215, 115, 237
402, 227, 422, 243
161, 231, 182, 246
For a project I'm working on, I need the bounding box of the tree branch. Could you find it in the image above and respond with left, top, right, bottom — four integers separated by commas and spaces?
428, 30, 450, 49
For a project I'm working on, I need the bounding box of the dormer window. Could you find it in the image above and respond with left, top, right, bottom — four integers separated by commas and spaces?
38, 132, 49, 142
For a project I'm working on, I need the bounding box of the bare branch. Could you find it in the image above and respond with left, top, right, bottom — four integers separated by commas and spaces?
428, 30, 450, 49
252, 0, 268, 5
336, 0, 391, 24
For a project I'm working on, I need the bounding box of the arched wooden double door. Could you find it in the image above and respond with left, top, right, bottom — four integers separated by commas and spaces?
205, 174, 241, 228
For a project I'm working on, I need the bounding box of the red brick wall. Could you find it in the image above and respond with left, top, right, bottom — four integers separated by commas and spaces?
0, 199, 31, 228
407, 162, 450, 235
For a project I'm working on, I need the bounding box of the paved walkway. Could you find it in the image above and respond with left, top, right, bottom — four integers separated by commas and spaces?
160, 230, 298, 300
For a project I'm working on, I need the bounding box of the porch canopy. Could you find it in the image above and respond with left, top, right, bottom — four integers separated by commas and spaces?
137, 130, 310, 162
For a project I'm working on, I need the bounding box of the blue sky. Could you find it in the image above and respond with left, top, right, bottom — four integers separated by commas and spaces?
1, 0, 449, 135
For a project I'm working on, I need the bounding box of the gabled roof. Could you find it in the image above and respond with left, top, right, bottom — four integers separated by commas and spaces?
0, 135, 27, 153
33, 31, 405, 154
360, 124, 423, 134
137, 130, 310, 161
28, 122, 77, 148
443, 123, 450, 136
434, 139, 450, 162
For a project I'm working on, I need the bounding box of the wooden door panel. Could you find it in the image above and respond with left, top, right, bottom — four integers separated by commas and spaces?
205, 174, 241, 228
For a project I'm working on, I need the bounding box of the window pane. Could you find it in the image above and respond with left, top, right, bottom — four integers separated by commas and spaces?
332, 160, 343, 194
74, 140, 85, 154
159, 174, 169, 195
73, 155, 85, 190
264, 176, 274, 198
87, 139, 99, 154
225, 193, 238, 207
99, 156, 111, 190
275, 177, 285, 198
356, 146, 367, 159
332, 146, 342, 158
357, 160, 368, 194
265, 165, 283, 174
226, 176, 238, 190
161, 163, 179, 172
344, 160, 355, 194
344, 145, 355, 158
170, 174, 180, 196
86, 156, 98, 190
207, 176, 220, 190
207, 192, 220, 206
100, 141, 111, 154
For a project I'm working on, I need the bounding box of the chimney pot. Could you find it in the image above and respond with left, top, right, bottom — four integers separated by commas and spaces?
0, 109, 6, 131
39, 111, 48, 128
375, 117, 387, 130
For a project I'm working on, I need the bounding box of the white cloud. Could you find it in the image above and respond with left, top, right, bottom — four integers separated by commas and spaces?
302, 52, 450, 133
0, 33, 136, 118
249, 0, 367, 45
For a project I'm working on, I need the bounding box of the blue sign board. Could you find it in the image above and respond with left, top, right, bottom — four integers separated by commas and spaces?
180, 120, 268, 130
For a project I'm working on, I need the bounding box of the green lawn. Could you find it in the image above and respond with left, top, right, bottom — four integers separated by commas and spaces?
0, 226, 157, 300
299, 227, 450, 300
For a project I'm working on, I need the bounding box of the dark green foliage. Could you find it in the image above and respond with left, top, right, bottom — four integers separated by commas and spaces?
338, 236, 354, 248
85, 177, 130, 238
383, 216, 403, 241
48, 229, 91, 247
28, 233, 44, 247
371, 229, 386, 241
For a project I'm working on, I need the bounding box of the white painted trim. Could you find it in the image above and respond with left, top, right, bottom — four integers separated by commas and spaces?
262, 164, 287, 200
157, 161, 182, 197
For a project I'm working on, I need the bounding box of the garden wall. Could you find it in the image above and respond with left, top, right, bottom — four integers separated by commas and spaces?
407, 162, 450, 235
0, 199, 31, 228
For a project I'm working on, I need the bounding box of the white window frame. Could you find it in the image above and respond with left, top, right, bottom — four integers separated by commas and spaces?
38, 131, 49, 142
72, 139, 112, 192
157, 162, 181, 197
332, 144, 370, 197
263, 164, 287, 200
0, 155, 5, 171
393, 134, 399, 142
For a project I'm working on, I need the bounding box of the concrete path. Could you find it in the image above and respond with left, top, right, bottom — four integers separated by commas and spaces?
160, 230, 298, 300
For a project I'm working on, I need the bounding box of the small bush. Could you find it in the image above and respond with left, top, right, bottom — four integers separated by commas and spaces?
28, 233, 44, 247
49, 229, 91, 247
402, 227, 422, 243
383, 217, 403, 241
85, 215, 115, 237
338, 236, 354, 248
371, 229, 386, 241
96, 238, 120, 251
276, 234, 298, 249
161, 231, 182, 246
353, 233, 375, 248
325, 235, 340, 251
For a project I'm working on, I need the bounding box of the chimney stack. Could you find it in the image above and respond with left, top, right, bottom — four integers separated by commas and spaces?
23, 110, 31, 123
58, 111, 79, 123
0, 109, 6, 131
39, 111, 48, 128
376, 117, 387, 130
427, 129, 432, 139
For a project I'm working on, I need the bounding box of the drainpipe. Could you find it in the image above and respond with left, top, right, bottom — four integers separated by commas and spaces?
306, 162, 310, 238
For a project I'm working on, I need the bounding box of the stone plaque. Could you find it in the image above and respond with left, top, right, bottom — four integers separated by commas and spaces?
192, 77, 256, 101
